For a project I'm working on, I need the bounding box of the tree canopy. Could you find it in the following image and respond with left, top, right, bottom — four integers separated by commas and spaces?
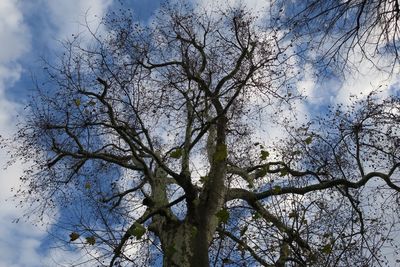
285, 0, 400, 71
6, 1, 400, 266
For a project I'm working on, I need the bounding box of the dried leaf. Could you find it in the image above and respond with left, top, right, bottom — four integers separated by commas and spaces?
305, 136, 313, 145
260, 150, 269, 160
216, 208, 230, 224
69, 232, 80, 242
321, 244, 332, 254
170, 148, 182, 159
86, 236, 96, 245
128, 223, 146, 240
273, 185, 282, 193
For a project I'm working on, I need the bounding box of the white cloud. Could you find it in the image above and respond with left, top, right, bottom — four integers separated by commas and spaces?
196, 0, 269, 13
0, 0, 113, 266
0, 0, 397, 265
0, 2, 43, 264
46, 0, 113, 39
0, 0, 30, 64
336, 59, 399, 104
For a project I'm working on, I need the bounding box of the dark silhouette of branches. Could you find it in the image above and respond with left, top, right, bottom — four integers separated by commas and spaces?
286, 0, 400, 71
4, 2, 400, 267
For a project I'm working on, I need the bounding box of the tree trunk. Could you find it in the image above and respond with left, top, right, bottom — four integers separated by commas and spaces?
152, 116, 228, 267
156, 220, 208, 267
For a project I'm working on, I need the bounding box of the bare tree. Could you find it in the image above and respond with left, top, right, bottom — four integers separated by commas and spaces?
6, 2, 400, 266
282, 0, 400, 71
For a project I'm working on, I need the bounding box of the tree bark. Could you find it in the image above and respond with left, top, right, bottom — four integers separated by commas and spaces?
157, 221, 197, 267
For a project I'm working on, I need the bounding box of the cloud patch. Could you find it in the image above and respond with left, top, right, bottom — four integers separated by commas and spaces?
0, 0, 113, 266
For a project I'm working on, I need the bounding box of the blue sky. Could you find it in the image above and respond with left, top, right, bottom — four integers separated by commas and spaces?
0, 0, 399, 266
0, 1, 163, 266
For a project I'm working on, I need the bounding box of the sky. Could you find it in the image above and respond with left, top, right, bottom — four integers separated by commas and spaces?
0, 1, 161, 266
0, 0, 398, 267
